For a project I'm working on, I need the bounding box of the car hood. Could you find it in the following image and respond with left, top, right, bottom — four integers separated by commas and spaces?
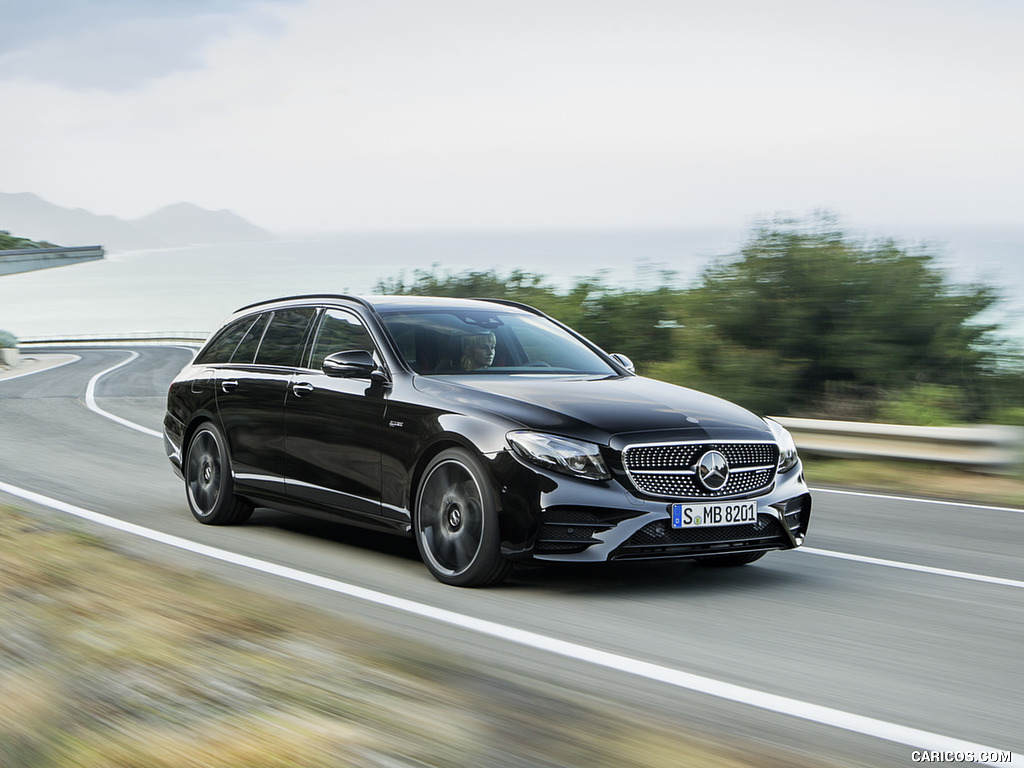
414, 374, 772, 445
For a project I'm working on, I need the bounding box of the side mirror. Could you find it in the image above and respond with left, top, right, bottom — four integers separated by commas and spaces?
323, 350, 378, 378
609, 353, 635, 374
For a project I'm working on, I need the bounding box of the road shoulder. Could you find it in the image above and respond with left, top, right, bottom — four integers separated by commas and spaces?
0, 353, 80, 381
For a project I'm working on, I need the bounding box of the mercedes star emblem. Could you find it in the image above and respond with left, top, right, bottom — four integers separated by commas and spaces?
697, 450, 730, 491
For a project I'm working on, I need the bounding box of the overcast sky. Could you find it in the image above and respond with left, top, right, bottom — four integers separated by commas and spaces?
2, 0, 1022, 234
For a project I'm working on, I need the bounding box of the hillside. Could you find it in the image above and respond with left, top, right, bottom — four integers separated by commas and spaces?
0, 230, 57, 250
0, 192, 275, 251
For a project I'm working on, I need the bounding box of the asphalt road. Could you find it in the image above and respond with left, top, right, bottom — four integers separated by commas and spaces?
1, 346, 1021, 767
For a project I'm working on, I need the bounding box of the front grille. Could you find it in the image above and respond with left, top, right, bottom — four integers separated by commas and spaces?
622, 441, 779, 499
613, 516, 787, 560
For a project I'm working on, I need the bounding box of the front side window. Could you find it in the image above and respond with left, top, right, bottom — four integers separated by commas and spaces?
254, 308, 316, 367
379, 309, 617, 376
309, 309, 377, 368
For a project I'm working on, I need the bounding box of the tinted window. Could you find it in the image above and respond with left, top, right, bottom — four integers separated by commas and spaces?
230, 313, 269, 364
309, 309, 376, 368
379, 309, 616, 375
195, 315, 256, 364
254, 308, 316, 367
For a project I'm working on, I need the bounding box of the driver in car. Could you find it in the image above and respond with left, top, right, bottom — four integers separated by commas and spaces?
461, 331, 496, 370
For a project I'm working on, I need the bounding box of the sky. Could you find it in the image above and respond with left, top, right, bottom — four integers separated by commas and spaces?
2, 0, 1022, 234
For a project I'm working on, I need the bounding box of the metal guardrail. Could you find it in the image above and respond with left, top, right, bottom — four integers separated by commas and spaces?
7, 335, 1024, 470
773, 416, 1024, 471
18, 332, 208, 347
0, 245, 105, 276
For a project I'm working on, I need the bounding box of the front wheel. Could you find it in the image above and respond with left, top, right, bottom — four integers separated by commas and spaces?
185, 422, 254, 525
414, 448, 512, 587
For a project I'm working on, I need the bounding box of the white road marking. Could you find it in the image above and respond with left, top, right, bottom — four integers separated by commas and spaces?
798, 547, 1024, 589
78, 348, 1024, 591
0, 354, 80, 381
7, 347, 1023, 764
0, 478, 1017, 767
812, 486, 1024, 514
84, 350, 163, 439
77, 348, 1024, 517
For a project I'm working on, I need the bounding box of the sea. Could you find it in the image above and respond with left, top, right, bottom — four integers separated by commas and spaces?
0, 227, 1021, 343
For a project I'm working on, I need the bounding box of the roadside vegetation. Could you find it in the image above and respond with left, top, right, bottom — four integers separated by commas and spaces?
377, 213, 1024, 429
1, 230, 52, 349
0, 505, 828, 768
0, 230, 56, 250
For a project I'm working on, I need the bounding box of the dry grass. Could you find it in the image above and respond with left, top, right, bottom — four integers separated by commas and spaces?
0, 507, 829, 768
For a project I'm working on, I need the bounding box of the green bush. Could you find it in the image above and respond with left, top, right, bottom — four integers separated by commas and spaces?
876, 384, 967, 426
989, 406, 1024, 427
0, 329, 17, 348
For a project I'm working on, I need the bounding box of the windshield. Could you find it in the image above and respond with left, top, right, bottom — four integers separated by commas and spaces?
379, 308, 619, 376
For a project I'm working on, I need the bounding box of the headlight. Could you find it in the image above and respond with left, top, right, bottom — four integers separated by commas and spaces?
765, 418, 800, 473
506, 431, 611, 481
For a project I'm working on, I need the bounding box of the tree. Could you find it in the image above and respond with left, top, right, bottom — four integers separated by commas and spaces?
372, 216, 1016, 422
677, 214, 1001, 418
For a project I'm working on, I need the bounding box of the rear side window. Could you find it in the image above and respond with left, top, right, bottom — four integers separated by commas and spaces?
254, 308, 316, 367
227, 313, 269, 364
195, 316, 256, 364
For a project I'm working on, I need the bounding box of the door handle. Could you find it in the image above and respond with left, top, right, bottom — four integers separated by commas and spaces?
291, 382, 315, 397
220, 379, 239, 393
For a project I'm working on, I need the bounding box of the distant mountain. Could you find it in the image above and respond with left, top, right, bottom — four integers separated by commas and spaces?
0, 192, 275, 251
136, 202, 275, 247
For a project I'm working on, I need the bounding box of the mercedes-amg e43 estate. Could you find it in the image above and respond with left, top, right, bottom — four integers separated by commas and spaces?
164, 295, 811, 586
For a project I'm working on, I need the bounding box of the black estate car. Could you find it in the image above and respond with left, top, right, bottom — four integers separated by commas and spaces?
164, 295, 811, 586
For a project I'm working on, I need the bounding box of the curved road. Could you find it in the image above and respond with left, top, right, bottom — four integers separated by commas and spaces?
1, 347, 1021, 767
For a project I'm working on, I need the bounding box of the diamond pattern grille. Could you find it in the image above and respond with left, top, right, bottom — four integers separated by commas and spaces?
622, 441, 778, 499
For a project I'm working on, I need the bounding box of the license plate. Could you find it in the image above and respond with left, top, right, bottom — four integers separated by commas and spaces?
671, 501, 758, 528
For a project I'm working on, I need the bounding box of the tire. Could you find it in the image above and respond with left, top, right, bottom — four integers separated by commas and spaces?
695, 551, 767, 567
185, 422, 254, 525
414, 448, 513, 587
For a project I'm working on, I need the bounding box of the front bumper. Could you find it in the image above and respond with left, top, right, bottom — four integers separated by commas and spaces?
492, 451, 810, 563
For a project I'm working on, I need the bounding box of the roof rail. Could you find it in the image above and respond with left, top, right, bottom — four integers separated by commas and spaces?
233, 294, 374, 313
476, 297, 546, 317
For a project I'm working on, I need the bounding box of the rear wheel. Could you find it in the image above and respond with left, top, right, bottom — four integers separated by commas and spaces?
695, 551, 767, 567
185, 422, 254, 525
414, 448, 512, 587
